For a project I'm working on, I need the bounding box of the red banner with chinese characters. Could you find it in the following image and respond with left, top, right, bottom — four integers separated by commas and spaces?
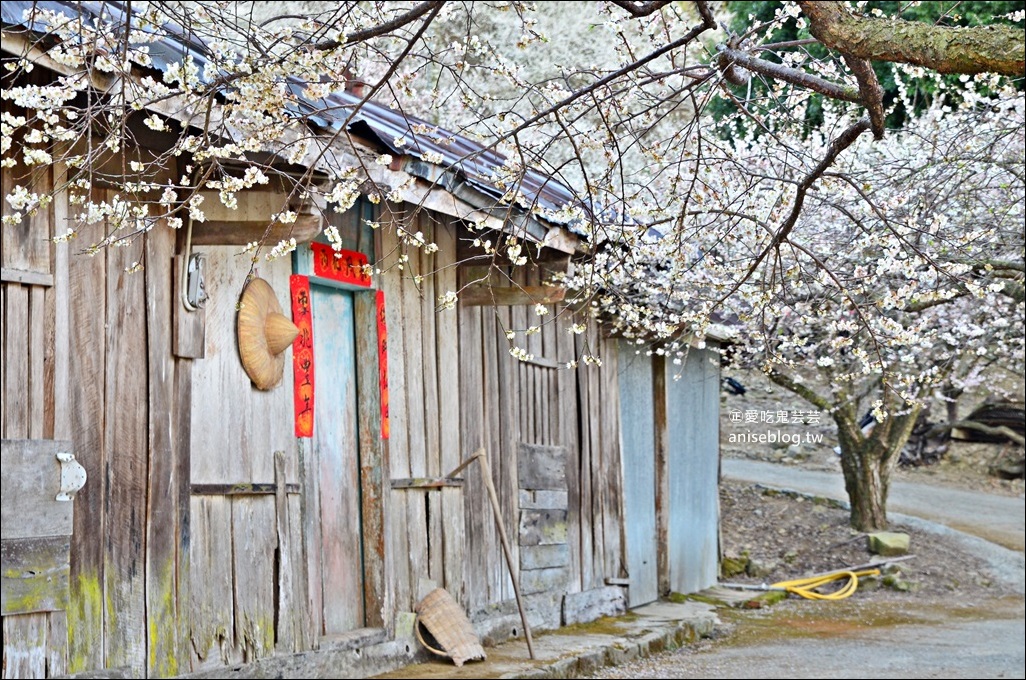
311, 242, 372, 287
290, 275, 315, 438
376, 290, 390, 440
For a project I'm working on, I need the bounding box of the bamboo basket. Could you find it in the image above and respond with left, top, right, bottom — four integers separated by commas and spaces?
414, 588, 486, 667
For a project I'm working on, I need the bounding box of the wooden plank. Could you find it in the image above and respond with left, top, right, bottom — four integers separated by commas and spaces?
354, 290, 386, 629
188, 190, 320, 246
460, 284, 566, 306
390, 478, 464, 489
231, 497, 277, 661
43, 274, 57, 439
542, 303, 559, 446
561, 586, 626, 626
480, 306, 503, 603
653, 355, 669, 597
419, 219, 443, 587
172, 254, 206, 359
600, 336, 624, 582
519, 544, 570, 571
1, 439, 74, 540
521, 354, 559, 369
400, 214, 430, 603
2, 613, 47, 679
187, 496, 237, 670
379, 210, 411, 614
434, 218, 464, 600
66, 199, 107, 673
1, 162, 52, 274
517, 443, 567, 490
457, 302, 486, 613
274, 452, 296, 652
556, 315, 581, 594
2, 284, 29, 438
2, 284, 6, 431
575, 330, 595, 591
298, 435, 323, 642
51, 166, 71, 444
586, 324, 605, 589
518, 489, 568, 510
47, 610, 69, 677
191, 483, 301, 496
1, 536, 71, 615
518, 509, 569, 546
174, 359, 194, 671
0, 268, 53, 286
103, 220, 148, 675
493, 304, 517, 601
286, 492, 311, 650
145, 222, 181, 678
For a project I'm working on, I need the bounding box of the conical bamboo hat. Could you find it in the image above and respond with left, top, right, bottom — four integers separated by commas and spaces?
237, 277, 299, 390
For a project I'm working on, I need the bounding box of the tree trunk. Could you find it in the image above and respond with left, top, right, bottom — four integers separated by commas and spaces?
835, 405, 921, 531
839, 438, 890, 531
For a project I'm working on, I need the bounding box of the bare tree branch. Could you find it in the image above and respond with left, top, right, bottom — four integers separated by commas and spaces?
312, 1, 445, 50
717, 46, 861, 103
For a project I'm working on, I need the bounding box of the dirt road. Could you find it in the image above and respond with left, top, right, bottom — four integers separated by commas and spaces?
591, 459, 1026, 679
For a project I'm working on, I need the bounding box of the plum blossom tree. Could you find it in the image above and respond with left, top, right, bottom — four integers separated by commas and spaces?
587, 101, 1024, 529
2, 1, 1023, 528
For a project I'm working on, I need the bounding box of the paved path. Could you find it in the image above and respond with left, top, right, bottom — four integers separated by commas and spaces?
722, 458, 1025, 551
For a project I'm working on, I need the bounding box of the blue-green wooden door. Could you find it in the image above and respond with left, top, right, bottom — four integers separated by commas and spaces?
311, 284, 365, 633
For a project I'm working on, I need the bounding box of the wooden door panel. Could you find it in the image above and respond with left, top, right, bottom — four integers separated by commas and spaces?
311, 285, 364, 634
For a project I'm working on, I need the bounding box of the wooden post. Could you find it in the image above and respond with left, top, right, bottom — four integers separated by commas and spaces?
446, 449, 535, 660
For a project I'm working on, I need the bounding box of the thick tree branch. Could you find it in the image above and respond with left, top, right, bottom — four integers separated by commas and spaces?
797, 0, 1026, 76
929, 421, 1026, 446
311, 1, 444, 50
765, 369, 833, 412
608, 1, 674, 17
717, 46, 861, 102
841, 54, 885, 139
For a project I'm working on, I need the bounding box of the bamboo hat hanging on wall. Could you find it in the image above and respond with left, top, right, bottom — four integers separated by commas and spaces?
237, 277, 300, 390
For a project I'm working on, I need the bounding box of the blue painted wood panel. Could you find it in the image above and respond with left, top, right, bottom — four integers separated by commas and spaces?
617, 343, 659, 606
311, 284, 364, 633
665, 347, 720, 594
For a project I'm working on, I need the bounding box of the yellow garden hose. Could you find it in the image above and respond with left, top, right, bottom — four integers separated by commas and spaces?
771, 568, 881, 601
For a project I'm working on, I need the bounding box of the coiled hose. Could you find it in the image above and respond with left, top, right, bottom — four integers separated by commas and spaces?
771, 567, 881, 600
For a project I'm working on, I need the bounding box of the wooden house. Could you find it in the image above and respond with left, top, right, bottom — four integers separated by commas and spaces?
1, 4, 723, 678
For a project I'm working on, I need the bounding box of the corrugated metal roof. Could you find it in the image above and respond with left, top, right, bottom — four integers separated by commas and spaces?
2, 0, 584, 233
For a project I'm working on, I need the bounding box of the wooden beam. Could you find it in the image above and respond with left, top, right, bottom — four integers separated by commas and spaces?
189, 190, 322, 245
1, 269, 54, 287
190, 483, 301, 496
389, 477, 465, 490
460, 284, 566, 307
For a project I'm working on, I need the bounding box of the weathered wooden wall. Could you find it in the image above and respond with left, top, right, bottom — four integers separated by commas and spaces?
2, 157, 68, 679
186, 247, 307, 671
1, 116, 191, 678
377, 207, 625, 625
